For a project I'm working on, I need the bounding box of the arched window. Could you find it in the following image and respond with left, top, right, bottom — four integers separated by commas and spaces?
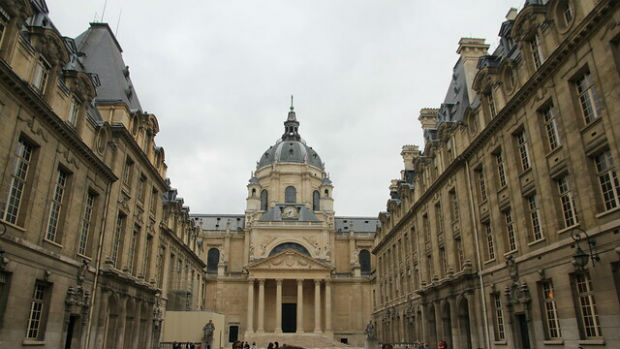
359, 249, 371, 274
269, 242, 311, 257
285, 186, 296, 203
207, 248, 220, 272
260, 190, 268, 211
313, 190, 320, 211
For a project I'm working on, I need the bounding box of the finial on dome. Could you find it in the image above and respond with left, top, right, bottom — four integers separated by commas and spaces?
283, 96, 300, 140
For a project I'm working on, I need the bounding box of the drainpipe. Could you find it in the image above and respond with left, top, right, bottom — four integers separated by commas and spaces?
465, 159, 491, 349
85, 180, 112, 347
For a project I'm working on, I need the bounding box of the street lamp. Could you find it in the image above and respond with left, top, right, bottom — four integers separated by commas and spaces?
570, 227, 600, 269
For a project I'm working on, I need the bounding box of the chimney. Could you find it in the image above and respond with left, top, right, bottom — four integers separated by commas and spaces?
401, 145, 419, 171
457, 38, 490, 103
506, 7, 518, 21
418, 108, 438, 131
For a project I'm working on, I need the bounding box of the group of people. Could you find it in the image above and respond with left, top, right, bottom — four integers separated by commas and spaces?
383, 339, 449, 349
231, 341, 256, 349
172, 342, 201, 349
232, 341, 302, 349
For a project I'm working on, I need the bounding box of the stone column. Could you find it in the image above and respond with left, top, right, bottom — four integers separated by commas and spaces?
297, 279, 304, 333
275, 279, 283, 333
247, 279, 254, 334
325, 280, 332, 333
314, 279, 322, 333
257, 279, 265, 333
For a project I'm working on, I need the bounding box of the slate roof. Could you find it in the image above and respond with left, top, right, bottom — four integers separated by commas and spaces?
75, 23, 142, 112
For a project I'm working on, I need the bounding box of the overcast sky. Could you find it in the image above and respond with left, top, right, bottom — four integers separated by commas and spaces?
47, 0, 524, 216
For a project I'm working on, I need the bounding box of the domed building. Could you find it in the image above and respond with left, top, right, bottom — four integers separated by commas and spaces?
192, 103, 378, 347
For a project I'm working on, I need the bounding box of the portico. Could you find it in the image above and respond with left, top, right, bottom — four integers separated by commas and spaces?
244, 250, 333, 337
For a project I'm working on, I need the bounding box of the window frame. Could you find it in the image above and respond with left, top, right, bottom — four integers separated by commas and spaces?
45, 167, 70, 244
25, 280, 52, 341
573, 70, 602, 125
77, 191, 97, 257
1, 138, 35, 226
539, 279, 562, 339
593, 150, 620, 211
540, 102, 561, 152
557, 175, 578, 228
571, 272, 602, 338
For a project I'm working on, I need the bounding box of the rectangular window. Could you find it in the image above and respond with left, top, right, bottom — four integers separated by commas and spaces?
484, 222, 495, 260
45, 168, 69, 242
31, 58, 49, 93
516, 130, 531, 171
541, 103, 561, 151
486, 91, 496, 117
26, 281, 50, 340
594, 150, 620, 211
455, 237, 464, 271
137, 174, 147, 203
495, 151, 507, 187
156, 245, 165, 288
439, 247, 447, 277
423, 214, 430, 242
476, 167, 487, 202
149, 187, 158, 215
504, 209, 517, 252
1, 139, 34, 224
127, 225, 140, 275
168, 253, 176, 290
67, 98, 80, 127
122, 158, 134, 188
493, 293, 506, 340
527, 194, 544, 241
540, 280, 562, 339
142, 234, 153, 278
573, 273, 601, 338
426, 254, 433, 282
78, 192, 96, 256
557, 176, 578, 228
435, 202, 444, 235
449, 189, 459, 223
530, 35, 544, 69
575, 71, 602, 124
111, 213, 126, 268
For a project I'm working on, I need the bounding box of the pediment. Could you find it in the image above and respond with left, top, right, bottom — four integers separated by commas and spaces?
248, 249, 332, 272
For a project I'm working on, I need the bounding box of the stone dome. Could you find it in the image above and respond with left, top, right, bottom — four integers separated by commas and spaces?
256, 103, 324, 170
257, 139, 324, 170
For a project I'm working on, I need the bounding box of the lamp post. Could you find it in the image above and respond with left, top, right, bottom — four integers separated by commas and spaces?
570, 227, 600, 269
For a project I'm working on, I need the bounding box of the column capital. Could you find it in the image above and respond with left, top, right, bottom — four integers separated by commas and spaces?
258, 278, 266, 285
324, 279, 332, 286
248, 278, 256, 283
297, 278, 305, 284
276, 278, 283, 284
314, 279, 322, 285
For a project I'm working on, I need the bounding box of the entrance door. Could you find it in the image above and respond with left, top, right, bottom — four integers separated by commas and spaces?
516, 314, 531, 349
64, 315, 79, 349
282, 303, 297, 333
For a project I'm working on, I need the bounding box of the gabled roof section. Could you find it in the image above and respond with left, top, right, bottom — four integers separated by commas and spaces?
75, 23, 142, 112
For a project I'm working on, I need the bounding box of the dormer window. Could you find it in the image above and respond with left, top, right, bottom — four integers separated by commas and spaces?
529, 35, 545, 69
68, 97, 80, 127
485, 91, 496, 117
31, 57, 50, 93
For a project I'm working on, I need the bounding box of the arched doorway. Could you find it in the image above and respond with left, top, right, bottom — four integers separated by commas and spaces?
458, 298, 472, 349
442, 301, 453, 349
427, 304, 437, 349
104, 294, 120, 349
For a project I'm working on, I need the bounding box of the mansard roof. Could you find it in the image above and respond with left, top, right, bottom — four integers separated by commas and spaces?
75, 23, 142, 112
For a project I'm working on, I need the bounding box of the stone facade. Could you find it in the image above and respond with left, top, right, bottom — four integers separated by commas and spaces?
372, 1, 620, 349
191, 105, 378, 348
0, 1, 205, 348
